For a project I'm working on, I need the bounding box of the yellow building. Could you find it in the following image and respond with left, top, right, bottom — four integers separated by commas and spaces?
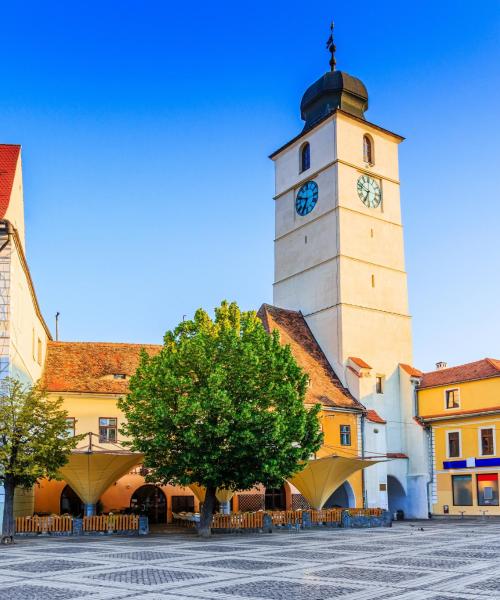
418, 358, 500, 516
35, 303, 368, 523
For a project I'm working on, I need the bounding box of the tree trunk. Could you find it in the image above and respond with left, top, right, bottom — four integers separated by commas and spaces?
2, 477, 15, 544
198, 485, 217, 538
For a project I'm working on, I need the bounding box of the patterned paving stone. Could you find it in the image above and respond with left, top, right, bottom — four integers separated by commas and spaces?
195, 558, 290, 571
424, 549, 500, 560
373, 556, 472, 570
27, 545, 101, 554
0, 559, 98, 573
89, 567, 208, 585
309, 566, 426, 583
0, 585, 90, 599
212, 579, 357, 599
98, 550, 184, 561
464, 577, 500, 592
269, 549, 342, 560
180, 544, 250, 553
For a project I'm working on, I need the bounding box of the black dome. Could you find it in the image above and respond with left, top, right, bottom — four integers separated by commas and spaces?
300, 70, 368, 131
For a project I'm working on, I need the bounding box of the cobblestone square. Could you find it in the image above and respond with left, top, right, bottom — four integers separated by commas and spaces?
2, 520, 500, 598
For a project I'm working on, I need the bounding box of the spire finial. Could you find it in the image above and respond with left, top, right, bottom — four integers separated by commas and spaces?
326, 21, 336, 72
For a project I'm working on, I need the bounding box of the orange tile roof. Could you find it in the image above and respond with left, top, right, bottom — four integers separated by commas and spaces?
349, 356, 372, 369
400, 363, 423, 377
42, 341, 161, 394
366, 409, 386, 424
419, 358, 500, 389
257, 304, 363, 411
43, 306, 364, 411
0, 145, 20, 219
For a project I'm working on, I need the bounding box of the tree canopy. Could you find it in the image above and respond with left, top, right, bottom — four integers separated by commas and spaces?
0, 378, 81, 542
119, 301, 323, 535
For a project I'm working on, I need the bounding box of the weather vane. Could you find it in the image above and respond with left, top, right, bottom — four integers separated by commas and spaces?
326, 21, 336, 72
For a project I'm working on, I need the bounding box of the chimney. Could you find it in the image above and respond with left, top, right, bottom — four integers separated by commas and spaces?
435, 361, 448, 370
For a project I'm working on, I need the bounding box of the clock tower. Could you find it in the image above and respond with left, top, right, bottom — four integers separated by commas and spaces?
270, 25, 428, 518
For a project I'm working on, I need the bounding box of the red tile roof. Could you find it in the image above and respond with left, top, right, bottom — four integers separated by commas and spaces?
387, 452, 408, 459
419, 358, 500, 389
257, 304, 363, 410
400, 363, 423, 378
349, 356, 372, 369
366, 409, 386, 424
42, 341, 161, 394
0, 145, 20, 219
43, 306, 365, 411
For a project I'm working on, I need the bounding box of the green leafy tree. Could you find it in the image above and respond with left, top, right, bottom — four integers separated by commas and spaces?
0, 378, 82, 543
119, 301, 323, 536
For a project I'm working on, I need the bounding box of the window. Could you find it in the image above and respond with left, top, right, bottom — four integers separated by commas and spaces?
363, 135, 374, 165
477, 473, 499, 506
452, 474, 472, 506
171, 495, 195, 513
65, 418, 75, 437
300, 143, 310, 172
37, 338, 42, 366
480, 428, 495, 456
113, 374, 127, 380
376, 376, 384, 394
340, 424, 351, 446
447, 431, 461, 458
445, 388, 460, 409
99, 418, 117, 443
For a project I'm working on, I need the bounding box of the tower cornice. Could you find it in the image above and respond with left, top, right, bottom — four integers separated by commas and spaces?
269, 109, 404, 161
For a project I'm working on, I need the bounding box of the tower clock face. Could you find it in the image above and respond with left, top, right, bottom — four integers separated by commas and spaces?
295, 181, 318, 216
357, 175, 382, 208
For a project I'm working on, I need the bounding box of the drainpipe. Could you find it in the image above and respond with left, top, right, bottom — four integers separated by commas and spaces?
361, 412, 367, 508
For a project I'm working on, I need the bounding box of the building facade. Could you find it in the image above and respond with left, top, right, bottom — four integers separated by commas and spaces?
418, 359, 500, 516
0, 145, 52, 523
34, 305, 368, 523
269, 55, 428, 516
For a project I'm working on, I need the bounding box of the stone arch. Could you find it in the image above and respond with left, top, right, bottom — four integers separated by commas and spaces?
387, 475, 407, 516
130, 484, 167, 524
323, 480, 355, 509
60, 484, 85, 517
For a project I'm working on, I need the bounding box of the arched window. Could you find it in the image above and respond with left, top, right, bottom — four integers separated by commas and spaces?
300, 142, 310, 172
363, 135, 374, 165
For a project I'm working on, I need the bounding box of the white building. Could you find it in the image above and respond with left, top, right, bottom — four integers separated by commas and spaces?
0, 144, 51, 521
269, 52, 429, 518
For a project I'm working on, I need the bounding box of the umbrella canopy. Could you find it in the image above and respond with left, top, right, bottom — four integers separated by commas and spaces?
188, 485, 235, 504
58, 433, 143, 505
287, 455, 379, 510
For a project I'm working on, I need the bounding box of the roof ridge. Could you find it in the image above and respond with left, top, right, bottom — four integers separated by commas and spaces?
48, 340, 162, 348
485, 357, 500, 371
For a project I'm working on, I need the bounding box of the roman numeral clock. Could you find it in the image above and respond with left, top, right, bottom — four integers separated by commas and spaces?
295, 181, 318, 216
357, 175, 382, 209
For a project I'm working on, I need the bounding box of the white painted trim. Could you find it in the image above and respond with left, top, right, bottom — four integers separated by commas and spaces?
443, 387, 460, 410
446, 429, 462, 459
478, 425, 496, 457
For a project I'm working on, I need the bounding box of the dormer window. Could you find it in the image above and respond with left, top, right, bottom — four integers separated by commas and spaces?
300, 142, 310, 172
363, 135, 374, 165
113, 374, 127, 380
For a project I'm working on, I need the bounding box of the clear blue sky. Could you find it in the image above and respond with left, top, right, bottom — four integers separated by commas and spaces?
1, 1, 499, 371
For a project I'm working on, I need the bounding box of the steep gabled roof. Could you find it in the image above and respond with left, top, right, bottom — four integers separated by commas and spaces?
42, 341, 162, 394
0, 145, 20, 218
419, 358, 500, 389
257, 304, 363, 411
366, 409, 386, 424
349, 357, 372, 369
400, 363, 423, 378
